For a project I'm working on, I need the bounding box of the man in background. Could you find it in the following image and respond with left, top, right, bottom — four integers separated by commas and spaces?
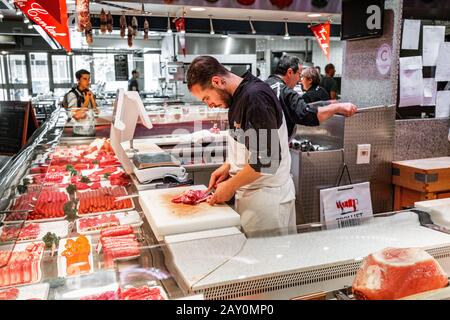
63, 69, 98, 112
128, 69, 140, 92
265, 55, 357, 138
320, 63, 339, 100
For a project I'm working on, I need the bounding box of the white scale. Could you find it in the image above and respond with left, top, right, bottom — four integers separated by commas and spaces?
109, 89, 188, 189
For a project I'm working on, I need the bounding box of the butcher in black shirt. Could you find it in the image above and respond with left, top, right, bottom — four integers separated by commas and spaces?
265, 55, 358, 138
186, 55, 296, 233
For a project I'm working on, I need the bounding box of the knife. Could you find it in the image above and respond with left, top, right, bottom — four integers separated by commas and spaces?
410, 209, 450, 234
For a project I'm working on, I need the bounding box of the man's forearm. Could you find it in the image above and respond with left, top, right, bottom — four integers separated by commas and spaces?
317, 104, 339, 123
227, 164, 261, 190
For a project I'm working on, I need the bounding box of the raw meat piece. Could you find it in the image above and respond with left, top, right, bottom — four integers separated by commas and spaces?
171, 190, 210, 205
0, 287, 19, 300
352, 247, 449, 300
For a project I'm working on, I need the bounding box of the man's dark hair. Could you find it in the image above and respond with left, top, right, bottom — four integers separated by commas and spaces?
274, 55, 301, 76
324, 63, 335, 74
132, 69, 139, 75
186, 56, 229, 90
75, 69, 90, 81
315, 66, 321, 73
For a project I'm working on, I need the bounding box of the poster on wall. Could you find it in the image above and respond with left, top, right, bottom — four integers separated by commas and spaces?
435, 91, 450, 118
401, 19, 421, 50
114, 55, 129, 81
399, 56, 424, 107
421, 78, 437, 106
435, 43, 450, 82
422, 26, 445, 67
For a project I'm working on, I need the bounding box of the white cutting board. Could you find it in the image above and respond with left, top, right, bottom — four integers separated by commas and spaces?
139, 185, 241, 240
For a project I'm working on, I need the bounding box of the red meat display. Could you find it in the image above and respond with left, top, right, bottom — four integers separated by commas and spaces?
171, 190, 211, 205
0, 242, 44, 287
352, 247, 449, 300
0, 224, 40, 242
0, 287, 19, 300
6, 191, 68, 221
77, 187, 133, 214
80, 286, 166, 300
99, 226, 139, 267
78, 214, 120, 232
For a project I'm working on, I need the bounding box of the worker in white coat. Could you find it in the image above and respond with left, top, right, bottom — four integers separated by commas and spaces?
186, 56, 296, 234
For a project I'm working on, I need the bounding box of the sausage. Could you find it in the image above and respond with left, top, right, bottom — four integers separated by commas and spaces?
120, 13, 126, 38
85, 20, 93, 44
107, 11, 113, 33
127, 25, 133, 47
75, 0, 90, 32
100, 8, 107, 34
131, 16, 138, 37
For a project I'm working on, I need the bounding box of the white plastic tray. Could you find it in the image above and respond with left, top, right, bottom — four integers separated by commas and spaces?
76, 211, 143, 235
57, 236, 94, 278
0, 220, 69, 244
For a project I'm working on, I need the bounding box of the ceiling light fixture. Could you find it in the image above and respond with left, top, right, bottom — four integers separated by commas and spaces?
248, 17, 256, 34
0, 13, 4, 20
23, 17, 29, 23
16, 9, 22, 15
209, 15, 215, 35
166, 13, 172, 34
190, 7, 206, 12
283, 19, 290, 40
307, 13, 322, 17
27, 23, 33, 29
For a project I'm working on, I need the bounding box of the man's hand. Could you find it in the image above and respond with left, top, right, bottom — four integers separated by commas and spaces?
337, 103, 357, 117
208, 163, 230, 191
207, 180, 236, 205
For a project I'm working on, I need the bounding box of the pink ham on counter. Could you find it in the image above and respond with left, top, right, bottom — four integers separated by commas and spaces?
352, 247, 448, 300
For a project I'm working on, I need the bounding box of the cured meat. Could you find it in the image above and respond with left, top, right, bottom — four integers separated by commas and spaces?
270, 0, 293, 9
120, 14, 126, 38
78, 214, 120, 232
237, 0, 255, 5
171, 190, 210, 205
131, 16, 138, 36
75, 0, 90, 32
127, 25, 133, 47
106, 11, 113, 33
85, 20, 93, 44
143, 18, 149, 39
81, 286, 165, 300
100, 225, 133, 238
100, 9, 107, 34
77, 187, 132, 214
0, 224, 40, 242
352, 247, 448, 300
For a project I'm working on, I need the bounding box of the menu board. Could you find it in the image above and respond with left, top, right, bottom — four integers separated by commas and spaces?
114, 55, 129, 81
0, 101, 38, 155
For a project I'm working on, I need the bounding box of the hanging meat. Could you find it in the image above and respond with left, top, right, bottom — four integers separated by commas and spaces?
100, 9, 107, 34
127, 25, 133, 47
131, 16, 138, 37
143, 18, 149, 39
107, 11, 113, 33
270, 0, 293, 9
236, 0, 255, 5
75, 0, 90, 32
120, 13, 127, 38
85, 20, 93, 44
352, 247, 448, 300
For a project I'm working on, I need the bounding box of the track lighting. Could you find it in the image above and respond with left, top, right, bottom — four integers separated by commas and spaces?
283, 19, 290, 39
166, 13, 172, 33
209, 15, 215, 35
248, 17, 256, 34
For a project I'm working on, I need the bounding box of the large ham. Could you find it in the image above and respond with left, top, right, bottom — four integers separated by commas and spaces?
352, 247, 448, 300
171, 190, 211, 205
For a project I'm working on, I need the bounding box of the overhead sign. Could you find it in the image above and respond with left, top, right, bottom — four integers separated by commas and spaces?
14, 0, 71, 52
310, 22, 330, 61
341, 0, 385, 41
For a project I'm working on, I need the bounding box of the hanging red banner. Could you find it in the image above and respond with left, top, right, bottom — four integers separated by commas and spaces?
14, 0, 71, 52
174, 17, 186, 57
310, 22, 330, 61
